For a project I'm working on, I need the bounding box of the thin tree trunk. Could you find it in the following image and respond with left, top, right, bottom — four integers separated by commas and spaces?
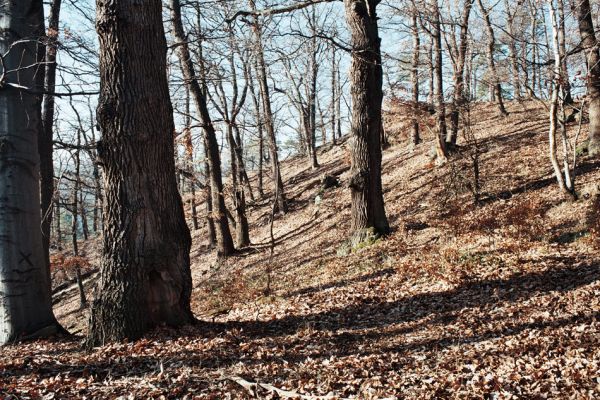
448, 0, 473, 145
249, 0, 287, 213
183, 86, 199, 231
40, 0, 62, 269
410, 11, 421, 146
246, 62, 265, 196
433, 0, 448, 159
331, 46, 338, 145
204, 144, 216, 248
477, 0, 508, 116
0, 0, 62, 344
344, 0, 389, 243
88, 0, 194, 346
548, 0, 575, 197
504, 0, 522, 100
170, 0, 235, 256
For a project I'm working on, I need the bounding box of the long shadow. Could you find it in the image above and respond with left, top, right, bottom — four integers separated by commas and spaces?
480, 159, 600, 204
285, 267, 396, 298
216, 257, 598, 341
3, 258, 597, 386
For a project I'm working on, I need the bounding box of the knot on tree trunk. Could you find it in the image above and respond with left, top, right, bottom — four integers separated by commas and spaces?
348, 170, 368, 191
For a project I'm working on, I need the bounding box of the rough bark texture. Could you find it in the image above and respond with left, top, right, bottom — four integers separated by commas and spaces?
344, 0, 389, 242
0, 0, 61, 345
170, 0, 235, 256
40, 0, 62, 267
88, 0, 193, 346
575, 0, 600, 156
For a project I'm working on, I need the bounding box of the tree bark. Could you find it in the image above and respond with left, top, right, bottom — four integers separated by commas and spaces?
432, 0, 448, 159
170, 0, 235, 256
40, 0, 62, 269
249, 0, 287, 213
0, 0, 61, 344
410, 11, 421, 147
88, 0, 193, 346
477, 0, 508, 116
447, 0, 473, 145
575, 0, 600, 156
344, 0, 389, 242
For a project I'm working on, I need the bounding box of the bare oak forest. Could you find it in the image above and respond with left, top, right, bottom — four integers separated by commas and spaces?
0, 0, 599, 398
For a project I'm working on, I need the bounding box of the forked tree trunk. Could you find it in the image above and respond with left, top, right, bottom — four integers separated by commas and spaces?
575, 0, 600, 156
548, 0, 575, 197
344, 0, 389, 243
170, 0, 235, 256
0, 0, 62, 345
88, 0, 193, 346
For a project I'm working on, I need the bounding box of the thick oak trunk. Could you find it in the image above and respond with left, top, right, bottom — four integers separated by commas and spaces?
88, 0, 193, 346
0, 0, 61, 344
344, 0, 389, 242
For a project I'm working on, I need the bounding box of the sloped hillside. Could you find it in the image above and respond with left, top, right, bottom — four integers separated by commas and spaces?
2, 100, 599, 399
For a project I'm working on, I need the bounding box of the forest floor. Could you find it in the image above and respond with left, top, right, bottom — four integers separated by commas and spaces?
1, 100, 600, 399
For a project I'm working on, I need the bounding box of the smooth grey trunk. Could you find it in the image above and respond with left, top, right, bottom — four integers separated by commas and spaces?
0, 0, 61, 344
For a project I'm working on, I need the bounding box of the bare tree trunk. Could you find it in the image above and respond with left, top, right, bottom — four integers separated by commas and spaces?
249, 0, 287, 212
88, 0, 194, 346
447, 0, 473, 145
245, 59, 265, 196
88, 101, 103, 234
0, 0, 62, 344
183, 87, 199, 231
427, 37, 434, 105
477, 0, 508, 116
557, 0, 572, 104
203, 144, 216, 248
170, 0, 234, 256
504, 0, 522, 100
548, 0, 575, 197
71, 129, 80, 257
410, 11, 421, 146
40, 0, 62, 268
575, 0, 600, 156
331, 45, 338, 146
432, 0, 448, 159
344, 0, 389, 243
